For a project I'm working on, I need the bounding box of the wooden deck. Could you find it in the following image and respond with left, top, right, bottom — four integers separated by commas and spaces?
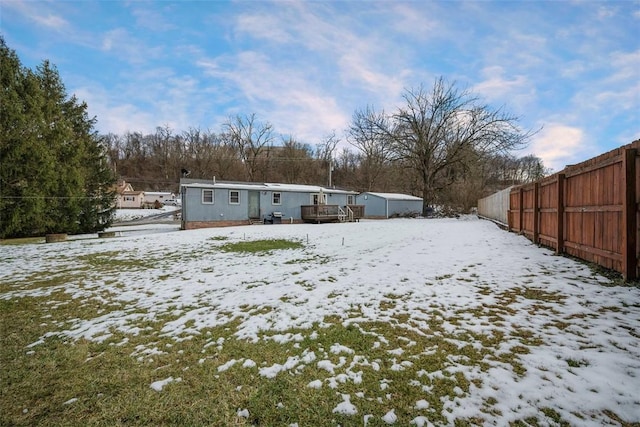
301, 205, 364, 223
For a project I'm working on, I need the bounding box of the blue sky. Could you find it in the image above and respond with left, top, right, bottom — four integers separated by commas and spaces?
2, 0, 639, 171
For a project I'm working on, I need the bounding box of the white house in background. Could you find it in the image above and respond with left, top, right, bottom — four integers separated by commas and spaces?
115, 180, 145, 209
143, 191, 177, 206
356, 192, 423, 218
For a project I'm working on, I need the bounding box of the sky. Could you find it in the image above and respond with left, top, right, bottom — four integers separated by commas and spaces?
1, 0, 639, 172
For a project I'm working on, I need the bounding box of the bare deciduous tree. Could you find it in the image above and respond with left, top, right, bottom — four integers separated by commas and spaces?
223, 113, 275, 181
347, 106, 393, 191
315, 131, 341, 187
374, 77, 534, 214
275, 136, 315, 184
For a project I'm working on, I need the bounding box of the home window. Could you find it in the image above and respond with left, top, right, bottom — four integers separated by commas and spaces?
202, 189, 214, 204
229, 190, 240, 204
124, 196, 135, 202
347, 195, 355, 205
312, 193, 326, 205
272, 192, 281, 205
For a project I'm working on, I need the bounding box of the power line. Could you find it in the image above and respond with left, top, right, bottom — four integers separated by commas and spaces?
0, 196, 109, 200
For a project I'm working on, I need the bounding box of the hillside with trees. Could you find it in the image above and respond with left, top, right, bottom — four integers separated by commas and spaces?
103, 81, 546, 215
0, 39, 116, 239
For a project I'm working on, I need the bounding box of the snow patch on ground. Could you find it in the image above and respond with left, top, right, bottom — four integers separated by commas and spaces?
3, 217, 639, 425
332, 394, 357, 415
150, 376, 181, 392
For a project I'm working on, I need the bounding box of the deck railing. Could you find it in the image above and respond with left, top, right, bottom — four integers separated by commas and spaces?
301, 205, 365, 223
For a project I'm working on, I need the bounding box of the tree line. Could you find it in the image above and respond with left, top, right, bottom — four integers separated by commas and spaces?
104, 79, 547, 215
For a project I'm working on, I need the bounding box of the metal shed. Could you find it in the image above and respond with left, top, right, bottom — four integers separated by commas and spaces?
356, 192, 423, 218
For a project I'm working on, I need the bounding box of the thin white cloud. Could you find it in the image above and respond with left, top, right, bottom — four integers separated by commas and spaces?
474, 66, 528, 100
567, 48, 639, 127
74, 85, 157, 135
473, 66, 533, 108
195, 1, 422, 143
597, 5, 618, 19
3, 1, 69, 31
100, 28, 164, 64
232, 2, 408, 101
608, 49, 640, 83
198, 50, 347, 144
234, 13, 292, 43
72, 67, 211, 136
527, 124, 589, 172
33, 13, 68, 30
386, 2, 439, 40
130, 6, 177, 31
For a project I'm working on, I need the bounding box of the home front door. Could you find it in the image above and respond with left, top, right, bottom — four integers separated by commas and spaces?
248, 191, 260, 219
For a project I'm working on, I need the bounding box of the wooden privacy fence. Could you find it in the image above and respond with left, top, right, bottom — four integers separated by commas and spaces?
507, 140, 639, 280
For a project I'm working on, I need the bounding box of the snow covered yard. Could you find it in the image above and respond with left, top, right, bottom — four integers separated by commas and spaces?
1, 217, 638, 426
113, 205, 180, 222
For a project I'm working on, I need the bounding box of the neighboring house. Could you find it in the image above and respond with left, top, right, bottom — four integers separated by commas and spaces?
115, 180, 145, 209
180, 179, 361, 229
356, 192, 423, 219
144, 191, 177, 206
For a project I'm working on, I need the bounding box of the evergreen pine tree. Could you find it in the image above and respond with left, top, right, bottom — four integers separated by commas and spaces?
0, 38, 115, 238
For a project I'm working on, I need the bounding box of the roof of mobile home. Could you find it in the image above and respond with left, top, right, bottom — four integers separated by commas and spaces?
180, 180, 357, 194
362, 192, 423, 201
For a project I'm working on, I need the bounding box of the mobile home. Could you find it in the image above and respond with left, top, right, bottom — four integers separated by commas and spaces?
180, 179, 361, 229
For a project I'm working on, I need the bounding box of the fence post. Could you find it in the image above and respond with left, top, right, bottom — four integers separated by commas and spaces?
533, 183, 539, 244
622, 148, 637, 280
519, 188, 524, 234
507, 190, 512, 231
556, 174, 565, 255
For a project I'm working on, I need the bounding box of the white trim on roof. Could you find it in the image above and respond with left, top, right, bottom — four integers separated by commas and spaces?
365, 192, 423, 201
180, 181, 357, 195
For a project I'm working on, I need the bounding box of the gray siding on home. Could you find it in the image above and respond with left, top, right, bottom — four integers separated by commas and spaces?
356, 193, 388, 217
183, 186, 250, 221
356, 192, 423, 218
181, 181, 357, 224
387, 199, 422, 216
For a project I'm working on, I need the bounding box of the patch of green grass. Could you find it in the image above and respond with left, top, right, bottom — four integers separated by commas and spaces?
219, 239, 303, 253
522, 288, 566, 303
284, 254, 331, 265
0, 237, 45, 245
295, 280, 315, 291
78, 251, 156, 271
565, 358, 589, 368
541, 407, 571, 426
